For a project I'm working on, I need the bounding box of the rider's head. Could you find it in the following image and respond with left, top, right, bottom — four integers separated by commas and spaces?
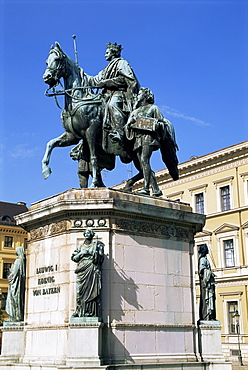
84, 228, 95, 239
198, 244, 209, 257
138, 88, 155, 104
105, 42, 123, 60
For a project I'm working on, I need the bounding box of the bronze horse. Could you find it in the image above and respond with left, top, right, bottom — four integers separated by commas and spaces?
42, 42, 115, 187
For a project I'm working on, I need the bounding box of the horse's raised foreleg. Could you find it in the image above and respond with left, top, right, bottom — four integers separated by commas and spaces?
42, 132, 79, 179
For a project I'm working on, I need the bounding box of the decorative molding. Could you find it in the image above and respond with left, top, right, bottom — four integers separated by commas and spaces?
240, 171, 248, 178
30, 220, 69, 241
69, 322, 103, 328
214, 279, 248, 288
114, 218, 191, 240
71, 217, 108, 229
214, 223, 239, 234
1, 325, 24, 332
160, 157, 248, 190
195, 229, 212, 237
188, 184, 208, 193
219, 291, 243, 297
110, 322, 195, 330
213, 176, 234, 186
242, 221, 248, 229
198, 323, 222, 330
166, 190, 184, 198
25, 324, 68, 331
0, 227, 27, 235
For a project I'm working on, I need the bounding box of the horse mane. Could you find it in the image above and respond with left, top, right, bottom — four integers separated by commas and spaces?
50, 44, 81, 79
49, 43, 91, 96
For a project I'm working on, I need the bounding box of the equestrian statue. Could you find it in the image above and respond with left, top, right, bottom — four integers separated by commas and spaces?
42, 38, 179, 193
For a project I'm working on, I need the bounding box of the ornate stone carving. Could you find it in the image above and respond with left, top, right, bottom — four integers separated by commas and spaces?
30, 221, 68, 241
115, 218, 190, 240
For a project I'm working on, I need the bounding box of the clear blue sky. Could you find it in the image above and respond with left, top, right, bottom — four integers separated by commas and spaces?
0, 0, 247, 206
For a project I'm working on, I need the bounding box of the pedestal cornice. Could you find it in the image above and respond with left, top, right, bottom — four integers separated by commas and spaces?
15, 188, 205, 234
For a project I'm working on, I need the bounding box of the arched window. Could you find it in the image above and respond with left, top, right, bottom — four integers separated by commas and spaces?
2, 215, 11, 222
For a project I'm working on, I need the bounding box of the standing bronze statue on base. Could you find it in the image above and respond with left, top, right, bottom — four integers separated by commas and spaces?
5, 246, 26, 322
198, 244, 216, 321
71, 228, 104, 317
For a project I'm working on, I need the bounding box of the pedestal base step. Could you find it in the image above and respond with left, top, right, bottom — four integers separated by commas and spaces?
0, 362, 232, 370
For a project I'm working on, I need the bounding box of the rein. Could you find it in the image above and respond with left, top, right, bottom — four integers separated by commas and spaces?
45, 85, 95, 98
45, 85, 102, 111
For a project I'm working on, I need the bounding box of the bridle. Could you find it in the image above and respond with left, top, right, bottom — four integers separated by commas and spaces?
44, 47, 99, 110
44, 48, 67, 108
46, 48, 66, 83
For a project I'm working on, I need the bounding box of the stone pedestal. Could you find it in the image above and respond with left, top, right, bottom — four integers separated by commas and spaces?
0, 189, 231, 369
198, 321, 225, 362
67, 318, 103, 367
1, 322, 24, 361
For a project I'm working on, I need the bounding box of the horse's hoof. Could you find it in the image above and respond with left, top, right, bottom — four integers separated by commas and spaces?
89, 182, 98, 188
123, 185, 132, 193
152, 190, 163, 197
89, 180, 106, 188
43, 167, 52, 179
123, 188, 132, 193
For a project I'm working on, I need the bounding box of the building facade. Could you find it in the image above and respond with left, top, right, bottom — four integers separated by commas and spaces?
156, 140, 248, 364
0, 201, 28, 318
116, 140, 248, 364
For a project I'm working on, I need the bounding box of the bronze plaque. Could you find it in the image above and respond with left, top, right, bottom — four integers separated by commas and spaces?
131, 117, 158, 131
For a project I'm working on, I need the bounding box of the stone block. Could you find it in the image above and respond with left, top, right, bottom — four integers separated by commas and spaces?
198, 321, 225, 362
66, 320, 103, 367
1, 324, 24, 358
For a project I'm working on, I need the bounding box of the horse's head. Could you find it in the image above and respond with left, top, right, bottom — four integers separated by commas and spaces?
43, 42, 67, 88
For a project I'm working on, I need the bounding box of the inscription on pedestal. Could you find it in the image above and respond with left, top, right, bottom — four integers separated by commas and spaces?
33, 264, 60, 296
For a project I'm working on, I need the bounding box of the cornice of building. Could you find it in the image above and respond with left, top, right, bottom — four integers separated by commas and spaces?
195, 273, 248, 287
0, 226, 27, 235
157, 140, 248, 185
113, 141, 248, 191
206, 205, 248, 220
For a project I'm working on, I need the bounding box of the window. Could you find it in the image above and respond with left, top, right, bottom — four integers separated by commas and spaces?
4, 236, 13, 248
3, 263, 12, 279
220, 185, 231, 211
228, 301, 238, 334
195, 193, 204, 214
2, 215, 11, 222
214, 177, 233, 212
1, 292, 8, 310
189, 184, 207, 214
224, 239, 235, 267
166, 191, 184, 202
240, 172, 248, 206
